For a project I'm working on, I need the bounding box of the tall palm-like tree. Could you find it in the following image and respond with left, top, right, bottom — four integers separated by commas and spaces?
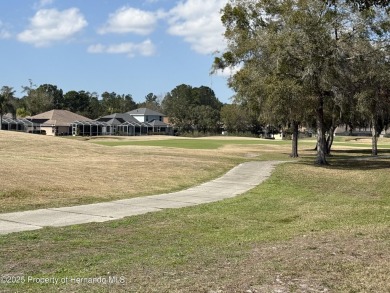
0, 86, 15, 130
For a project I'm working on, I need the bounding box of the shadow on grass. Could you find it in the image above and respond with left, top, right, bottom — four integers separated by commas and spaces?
327, 158, 390, 170
298, 151, 390, 171
331, 149, 390, 155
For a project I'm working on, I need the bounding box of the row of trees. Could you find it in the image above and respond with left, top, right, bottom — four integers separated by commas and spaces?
214, 0, 390, 164
162, 84, 271, 135
0, 81, 165, 121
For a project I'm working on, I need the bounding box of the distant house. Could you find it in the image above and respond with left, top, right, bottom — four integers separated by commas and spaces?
127, 108, 164, 123
96, 113, 148, 136
71, 108, 173, 136
126, 108, 172, 134
334, 124, 372, 136
334, 124, 390, 137
27, 110, 91, 136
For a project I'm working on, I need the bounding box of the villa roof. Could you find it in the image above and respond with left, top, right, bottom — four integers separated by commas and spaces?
127, 108, 165, 117
96, 113, 140, 124
27, 110, 91, 126
148, 120, 169, 127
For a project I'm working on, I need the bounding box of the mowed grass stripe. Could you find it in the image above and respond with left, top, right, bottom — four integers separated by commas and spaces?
92, 137, 390, 150
93, 138, 296, 149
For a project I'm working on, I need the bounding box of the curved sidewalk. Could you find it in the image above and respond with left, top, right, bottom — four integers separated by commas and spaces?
0, 161, 283, 235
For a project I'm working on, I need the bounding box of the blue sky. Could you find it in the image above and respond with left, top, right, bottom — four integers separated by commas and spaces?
0, 0, 236, 103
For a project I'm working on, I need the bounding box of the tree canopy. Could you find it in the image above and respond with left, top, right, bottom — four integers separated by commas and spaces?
162, 84, 223, 134
215, 0, 390, 163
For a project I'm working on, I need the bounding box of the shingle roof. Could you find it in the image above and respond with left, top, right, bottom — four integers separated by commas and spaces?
148, 120, 170, 127
27, 110, 91, 126
102, 118, 123, 125
96, 113, 140, 124
127, 108, 165, 117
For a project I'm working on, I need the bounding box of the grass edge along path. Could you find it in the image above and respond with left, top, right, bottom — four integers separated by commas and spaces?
0, 161, 283, 235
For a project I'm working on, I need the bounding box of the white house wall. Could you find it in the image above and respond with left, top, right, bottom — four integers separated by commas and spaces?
132, 115, 162, 123
132, 115, 144, 122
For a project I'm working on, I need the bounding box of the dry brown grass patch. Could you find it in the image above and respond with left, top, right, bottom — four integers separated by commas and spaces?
0, 131, 239, 212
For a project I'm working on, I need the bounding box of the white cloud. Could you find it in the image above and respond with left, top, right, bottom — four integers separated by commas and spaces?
214, 64, 242, 77
99, 7, 158, 35
87, 39, 156, 58
0, 21, 11, 39
17, 8, 87, 47
34, 0, 55, 9
87, 43, 105, 53
167, 0, 228, 54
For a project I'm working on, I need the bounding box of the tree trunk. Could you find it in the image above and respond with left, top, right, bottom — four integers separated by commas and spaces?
290, 121, 299, 158
316, 126, 328, 165
315, 97, 328, 165
371, 117, 378, 156
326, 126, 336, 155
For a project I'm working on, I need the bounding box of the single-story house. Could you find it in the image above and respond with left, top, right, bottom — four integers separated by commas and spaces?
334, 124, 381, 136
27, 110, 91, 136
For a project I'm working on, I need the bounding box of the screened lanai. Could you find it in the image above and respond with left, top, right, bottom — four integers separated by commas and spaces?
148, 120, 173, 134
71, 120, 154, 136
117, 121, 151, 136
1, 117, 40, 132
71, 120, 113, 136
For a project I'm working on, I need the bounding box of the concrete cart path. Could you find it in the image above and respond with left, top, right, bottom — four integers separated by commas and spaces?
0, 161, 283, 235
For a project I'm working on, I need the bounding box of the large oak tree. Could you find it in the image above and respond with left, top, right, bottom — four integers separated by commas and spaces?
215, 0, 389, 164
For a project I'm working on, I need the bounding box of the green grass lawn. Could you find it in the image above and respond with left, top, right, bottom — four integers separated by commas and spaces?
92, 138, 293, 149
1, 150, 389, 292
92, 136, 390, 151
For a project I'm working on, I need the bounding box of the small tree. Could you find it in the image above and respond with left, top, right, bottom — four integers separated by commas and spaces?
36, 84, 64, 109
22, 80, 54, 115
138, 93, 162, 112
0, 86, 16, 129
